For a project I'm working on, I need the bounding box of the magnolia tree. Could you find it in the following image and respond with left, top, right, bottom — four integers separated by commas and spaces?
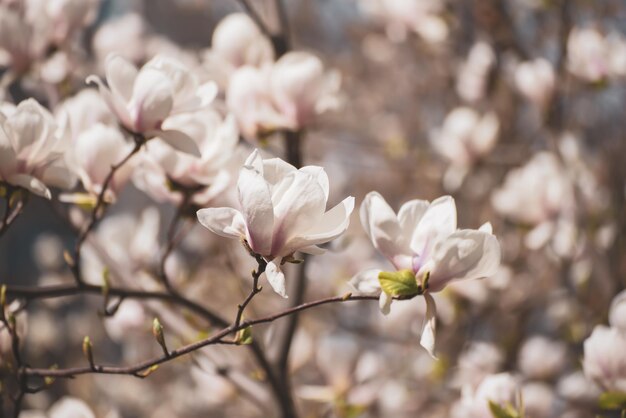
0, 0, 625, 417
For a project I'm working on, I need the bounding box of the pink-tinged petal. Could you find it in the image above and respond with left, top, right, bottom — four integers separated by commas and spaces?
271, 171, 327, 256
3, 99, 48, 158
420, 292, 437, 359
262, 157, 296, 186
7, 173, 51, 199
265, 260, 288, 298
397, 199, 429, 248
196, 207, 246, 239
410, 195, 457, 256
0, 124, 17, 177
155, 129, 201, 157
349, 269, 383, 295
86, 75, 133, 130
299, 165, 329, 201
129, 68, 174, 132
281, 196, 354, 255
104, 54, 138, 102
379, 292, 392, 315
427, 229, 501, 292
360, 191, 407, 268
238, 165, 274, 255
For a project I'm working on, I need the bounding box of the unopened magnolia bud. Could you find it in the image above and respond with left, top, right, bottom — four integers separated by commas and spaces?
152, 318, 169, 356
63, 250, 75, 267
235, 326, 253, 345
82, 336, 95, 369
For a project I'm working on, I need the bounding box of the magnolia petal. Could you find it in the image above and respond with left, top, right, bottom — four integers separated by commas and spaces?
428, 229, 501, 292
105, 54, 138, 102
360, 191, 406, 268
410, 195, 457, 256
244, 149, 263, 173
262, 157, 296, 186
41, 159, 77, 190
8, 173, 51, 199
281, 196, 354, 255
130, 68, 174, 132
3, 99, 47, 158
238, 165, 275, 255
197, 81, 219, 108
379, 292, 392, 315
0, 123, 17, 175
479, 222, 493, 234
398, 199, 429, 248
348, 269, 383, 294
265, 260, 288, 298
420, 292, 437, 359
86, 75, 133, 129
156, 129, 201, 157
298, 245, 325, 255
197, 207, 247, 240
299, 165, 329, 202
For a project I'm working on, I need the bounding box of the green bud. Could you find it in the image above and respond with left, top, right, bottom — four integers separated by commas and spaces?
599, 391, 626, 410
378, 269, 419, 296
488, 401, 521, 418
235, 326, 253, 345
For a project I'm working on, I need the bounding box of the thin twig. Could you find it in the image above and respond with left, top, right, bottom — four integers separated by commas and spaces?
235, 255, 266, 328
70, 137, 144, 286
0, 187, 25, 239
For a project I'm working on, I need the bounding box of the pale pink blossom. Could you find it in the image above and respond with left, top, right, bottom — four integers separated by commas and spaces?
457, 42, 496, 103
514, 58, 556, 109
197, 150, 354, 297
582, 325, 626, 393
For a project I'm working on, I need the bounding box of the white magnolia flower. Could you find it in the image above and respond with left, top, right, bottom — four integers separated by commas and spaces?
517, 336, 567, 380
92, 13, 146, 64
0, 4, 49, 72
514, 58, 556, 109
227, 52, 340, 138
269, 51, 341, 129
610, 290, 626, 332
452, 373, 521, 418
582, 325, 626, 393
197, 150, 355, 297
87, 54, 218, 155
48, 396, 95, 418
65, 123, 134, 201
209, 13, 274, 71
457, 42, 496, 103
568, 28, 626, 82
46, 0, 100, 44
350, 192, 500, 357
0, 99, 75, 198
133, 110, 237, 206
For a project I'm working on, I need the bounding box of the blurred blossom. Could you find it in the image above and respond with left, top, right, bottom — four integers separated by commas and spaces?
582, 325, 626, 393
197, 150, 354, 298
492, 152, 575, 253
63, 123, 134, 202
351, 192, 500, 356
0, 99, 76, 198
557, 371, 602, 404
430, 107, 499, 191
358, 0, 448, 44
87, 54, 217, 155
517, 336, 567, 380
452, 341, 504, 388
33, 233, 64, 270
609, 290, 626, 332
45, 0, 100, 45
48, 396, 95, 418
93, 13, 146, 64
56, 89, 116, 138
457, 42, 496, 103
514, 58, 556, 109
103, 300, 146, 342
227, 52, 340, 138
0, 3, 49, 72
203, 12, 274, 86
567, 28, 626, 82
452, 373, 521, 418
522, 382, 556, 418
0, 301, 27, 367
132, 109, 238, 206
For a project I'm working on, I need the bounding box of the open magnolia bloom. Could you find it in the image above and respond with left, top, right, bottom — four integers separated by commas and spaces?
87, 54, 218, 156
197, 150, 355, 298
0, 99, 76, 199
350, 192, 500, 357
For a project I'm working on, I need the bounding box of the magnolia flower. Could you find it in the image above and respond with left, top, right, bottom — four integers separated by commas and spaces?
227, 52, 340, 138
56, 88, 116, 138
350, 192, 500, 357
359, 0, 448, 44
567, 28, 626, 82
457, 41, 496, 103
133, 110, 237, 207
452, 373, 521, 418
582, 325, 626, 393
48, 396, 95, 418
517, 336, 567, 380
0, 99, 75, 198
197, 150, 354, 297
492, 152, 575, 253
209, 13, 273, 71
87, 54, 218, 156
0, 4, 48, 72
609, 290, 626, 332
514, 58, 556, 109
64, 123, 134, 202
92, 13, 146, 64
269, 52, 341, 129
45, 0, 100, 45
431, 107, 499, 191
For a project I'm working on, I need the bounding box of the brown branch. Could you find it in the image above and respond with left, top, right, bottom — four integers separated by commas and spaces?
23, 293, 397, 379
